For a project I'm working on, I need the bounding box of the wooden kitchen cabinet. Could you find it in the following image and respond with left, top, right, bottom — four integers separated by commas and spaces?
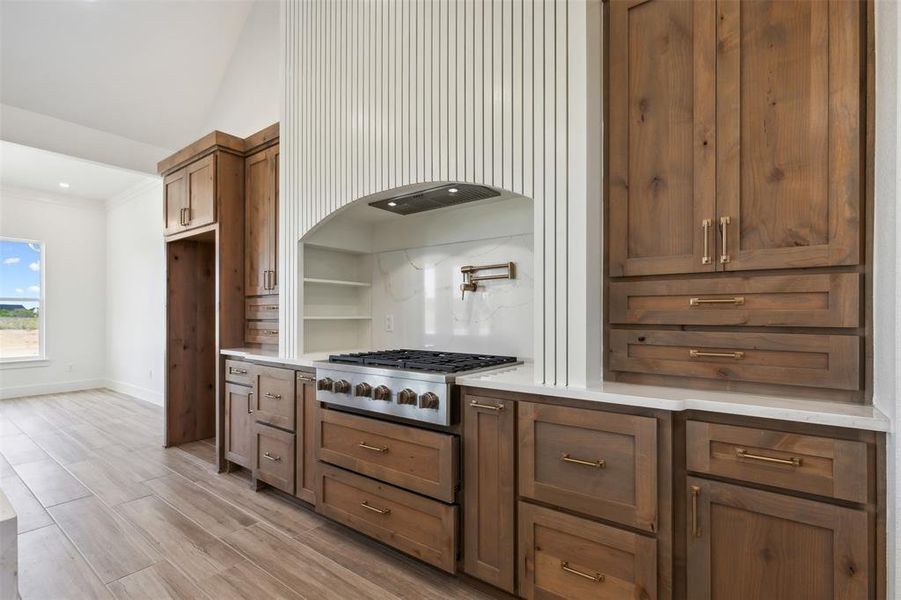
245, 144, 279, 297
252, 365, 295, 431
163, 168, 188, 236
224, 383, 254, 469
295, 371, 318, 505
686, 477, 869, 600
462, 393, 516, 593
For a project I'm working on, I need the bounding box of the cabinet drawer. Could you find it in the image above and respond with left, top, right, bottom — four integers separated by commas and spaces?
318, 409, 457, 502
255, 423, 295, 494
519, 402, 657, 532
609, 273, 860, 327
317, 464, 457, 573
245, 321, 279, 345
687, 421, 869, 503
518, 502, 657, 600
246, 296, 279, 320
609, 330, 860, 391
254, 366, 295, 430
224, 359, 253, 386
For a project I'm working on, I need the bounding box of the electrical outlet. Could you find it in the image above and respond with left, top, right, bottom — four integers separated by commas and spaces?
385, 314, 394, 332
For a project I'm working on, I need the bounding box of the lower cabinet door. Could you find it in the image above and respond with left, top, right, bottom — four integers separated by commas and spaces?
224, 383, 253, 468
518, 502, 657, 600
255, 423, 295, 494
294, 372, 317, 505
462, 393, 516, 593
686, 477, 869, 600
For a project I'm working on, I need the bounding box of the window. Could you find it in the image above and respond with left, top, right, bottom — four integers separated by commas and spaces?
0, 238, 44, 361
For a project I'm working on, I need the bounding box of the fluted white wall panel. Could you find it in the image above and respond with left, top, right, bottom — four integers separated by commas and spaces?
281, 0, 601, 385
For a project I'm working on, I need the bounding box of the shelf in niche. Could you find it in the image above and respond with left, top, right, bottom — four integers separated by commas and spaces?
303, 277, 371, 288
303, 315, 372, 321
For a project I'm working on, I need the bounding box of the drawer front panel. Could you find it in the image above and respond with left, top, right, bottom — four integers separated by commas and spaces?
317, 465, 457, 573
318, 409, 458, 502
224, 359, 253, 386
254, 366, 295, 430
686, 421, 869, 503
519, 402, 658, 532
609, 273, 860, 327
609, 330, 860, 390
245, 321, 279, 345
518, 502, 657, 600
245, 296, 280, 320
255, 423, 295, 494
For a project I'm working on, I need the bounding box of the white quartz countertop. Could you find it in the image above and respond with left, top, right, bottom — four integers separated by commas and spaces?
456, 364, 892, 432
220, 347, 368, 369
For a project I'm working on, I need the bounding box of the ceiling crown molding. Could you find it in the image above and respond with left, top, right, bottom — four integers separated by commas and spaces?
0, 184, 103, 211
105, 178, 161, 212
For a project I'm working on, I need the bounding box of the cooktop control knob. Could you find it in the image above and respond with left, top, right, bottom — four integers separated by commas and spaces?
316, 377, 333, 392
397, 389, 418, 405
333, 379, 351, 394
354, 382, 372, 397
373, 385, 391, 401
419, 392, 440, 410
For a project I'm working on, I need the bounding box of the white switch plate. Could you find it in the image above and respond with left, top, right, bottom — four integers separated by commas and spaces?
385, 314, 394, 332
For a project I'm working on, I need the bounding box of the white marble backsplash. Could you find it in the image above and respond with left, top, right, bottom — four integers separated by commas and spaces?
370, 234, 533, 359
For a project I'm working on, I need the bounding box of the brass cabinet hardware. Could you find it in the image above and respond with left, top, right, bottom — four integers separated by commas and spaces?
263, 452, 281, 462
183, 207, 191, 225
264, 392, 282, 400
359, 442, 389, 453
561, 453, 606, 469
689, 349, 745, 360
735, 447, 802, 467
701, 218, 712, 264
264, 330, 278, 335
264, 305, 279, 311
689, 296, 745, 307
297, 374, 315, 383
469, 400, 504, 411
229, 367, 248, 375
690, 485, 701, 537
719, 216, 731, 264
360, 501, 391, 515
178, 207, 186, 226
560, 562, 605, 583
247, 392, 254, 414
263, 270, 270, 290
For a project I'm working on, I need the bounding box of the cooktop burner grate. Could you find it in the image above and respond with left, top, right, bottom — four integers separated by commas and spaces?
328, 349, 518, 373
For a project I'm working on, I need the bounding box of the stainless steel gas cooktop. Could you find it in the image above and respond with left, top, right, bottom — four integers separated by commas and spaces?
313, 349, 520, 426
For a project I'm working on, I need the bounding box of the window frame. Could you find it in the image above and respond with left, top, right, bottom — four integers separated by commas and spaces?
0, 236, 46, 365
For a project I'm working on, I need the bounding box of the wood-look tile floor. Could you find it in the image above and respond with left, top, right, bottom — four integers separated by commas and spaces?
0, 389, 494, 600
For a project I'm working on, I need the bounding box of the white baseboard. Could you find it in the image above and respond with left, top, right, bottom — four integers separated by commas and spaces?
0, 378, 106, 400
103, 379, 164, 406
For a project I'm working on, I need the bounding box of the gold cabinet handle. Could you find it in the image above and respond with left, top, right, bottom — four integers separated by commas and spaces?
229, 367, 248, 375
264, 330, 278, 335
360, 501, 391, 515
264, 392, 282, 400
247, 392, 253, 415
469, 401, 504, 411
735, 448, 802, 467
701, 218, 712, 265
265, 270, 272, 290
561, 453, 606, 469
297, 374, 315, 383
689, 296, 745, 307
689, 349, 744, 360
263, 452, 281, 462
719, 216, 731, 264
560, 562, 605, 583
690, 485, 701, 537
183, 206, 191, 225
178, 207, 185, 226
359, 442, 389, 453
264, 305, 279, 311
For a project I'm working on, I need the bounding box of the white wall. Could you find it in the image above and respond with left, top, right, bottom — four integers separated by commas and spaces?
104, 180, 165, 405
202, 0, 280, 138
0, 188, 106, 397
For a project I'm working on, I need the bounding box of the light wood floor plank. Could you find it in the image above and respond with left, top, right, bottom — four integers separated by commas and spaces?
107, 561, 208, 600
0, 434, 48, 466
68, 457, 153, 506
18, 524, 112, 599
0, 474, 53, 533
30, 429, 96, 465
14, 458, 91, 507
145, 474, 257, 538
197, 561, 307, 600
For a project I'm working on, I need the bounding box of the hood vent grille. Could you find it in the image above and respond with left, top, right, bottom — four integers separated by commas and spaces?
368, 184, 500, 215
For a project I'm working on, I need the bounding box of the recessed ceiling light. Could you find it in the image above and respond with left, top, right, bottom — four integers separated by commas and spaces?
58, 182, 70, 188
448, 188, 459, 193
387, 201, 397, 207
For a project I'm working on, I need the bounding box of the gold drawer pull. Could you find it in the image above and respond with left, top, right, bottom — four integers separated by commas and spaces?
360, 501, 391, 515
689, 349, 744, 360
735, 448, 802, 467
359, 442, 389, 453
560, 562, 605, 583
264, 392, 282, 400
264, 330, 278, 335
689, 296, 745, 306
263, 452, 281, 462
229, 367, 248, 375
469, 401, 504, 411
297, 375, 315, 383
701, 218, 712, 265
719, 216, 731, 264
561, 454, 606, 469
690, 485, 701, 537
264, 306, 279, 310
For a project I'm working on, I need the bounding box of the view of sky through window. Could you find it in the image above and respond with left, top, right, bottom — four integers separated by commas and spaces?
0, 239, 42, 359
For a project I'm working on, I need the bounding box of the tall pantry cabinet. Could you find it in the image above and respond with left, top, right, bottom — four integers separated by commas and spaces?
605, 0, 869, 401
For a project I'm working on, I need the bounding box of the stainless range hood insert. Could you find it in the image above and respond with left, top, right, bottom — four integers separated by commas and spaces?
368, 183, 500, 215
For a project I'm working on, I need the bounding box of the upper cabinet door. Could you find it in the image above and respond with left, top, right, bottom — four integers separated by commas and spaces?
608, 0, 717, 277
268, 144, 280, 294
245, 149, 271, 296
185, 154, 217, 231
716, 0, 861, 271
163, 168, 187, 236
